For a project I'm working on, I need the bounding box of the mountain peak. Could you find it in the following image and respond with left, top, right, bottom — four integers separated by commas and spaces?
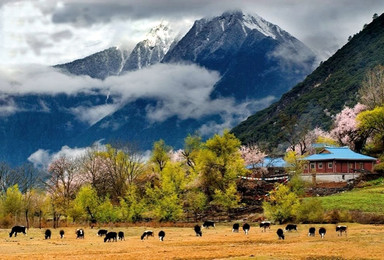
144, 21, 174, 49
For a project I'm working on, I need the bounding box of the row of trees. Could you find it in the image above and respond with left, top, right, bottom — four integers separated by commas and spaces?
0, 131, 260, 227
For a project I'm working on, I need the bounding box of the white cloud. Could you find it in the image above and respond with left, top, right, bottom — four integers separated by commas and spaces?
28, 145, 93, 169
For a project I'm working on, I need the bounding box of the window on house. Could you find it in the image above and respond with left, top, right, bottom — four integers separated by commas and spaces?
318, 162, 323, 169
304, 164, 308, 170
310, 163, 315, 169
328, 162, 333, 168
360, 163, 364, 169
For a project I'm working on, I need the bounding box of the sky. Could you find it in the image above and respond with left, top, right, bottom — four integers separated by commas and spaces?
1, 0, 384, 66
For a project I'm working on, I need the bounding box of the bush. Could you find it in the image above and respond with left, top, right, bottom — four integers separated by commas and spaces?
324, 210, 352, 223
350, 211, 384, 224
374, 163, 384, 174
295, 198, 324, 223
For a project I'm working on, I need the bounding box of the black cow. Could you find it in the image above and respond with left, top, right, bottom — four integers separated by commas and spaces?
194, 225, 202, 237
319, 227, 326, 239
45, 229, 51, 239
336, 225, 347, 236
259, 221, 271, 232
158, 230, 165, 241
308, 227, 316, 237
118, 231, 125, 241
276, 228, 285, 240
232, 223, 240, 232
203, 220, 215, 229
285, 224, 297, 232
104, 232, 117, 242
76, 228, 84, 239
98, 229, 108, 237
141, 230, 154, 240
242, 223, 250, 235
59, 230, 65, 239
9, 226, 27, 237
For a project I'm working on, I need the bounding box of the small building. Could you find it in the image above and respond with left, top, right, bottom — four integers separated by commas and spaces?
248, 157, 287, 176
302, 146, 376, 182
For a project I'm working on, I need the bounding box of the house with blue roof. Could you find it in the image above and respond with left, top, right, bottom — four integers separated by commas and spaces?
302, 146, 376, 182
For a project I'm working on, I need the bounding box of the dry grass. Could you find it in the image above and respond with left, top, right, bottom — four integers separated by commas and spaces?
0, 223, 383, 259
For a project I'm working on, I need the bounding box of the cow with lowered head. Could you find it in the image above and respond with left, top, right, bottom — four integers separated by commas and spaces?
141, 230, 154, 240
242, 223, 250, 235
276, 228, 285, 240
158, 230, 165, 241
98, 229, 108, 237
194, 225, 202, 237
202, 220, 215, 229
76, 228, 84, 239
308, 227, 316, 237
285, 224, 297, 232
9, 226, 27, 237
104, 232, 117, 242
319, 227, 326, 238
45, 229, 52, 239
336, 225, 347, 236
232, 223, 240, 233
259, 221, 271, 232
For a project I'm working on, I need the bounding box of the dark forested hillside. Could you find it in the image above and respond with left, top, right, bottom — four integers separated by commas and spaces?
232, 13, 384, 148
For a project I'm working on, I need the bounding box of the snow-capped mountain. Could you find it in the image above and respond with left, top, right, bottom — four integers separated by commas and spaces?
56, 22, 177, 79
163, 10, 316, 101
122, 22, 177, 71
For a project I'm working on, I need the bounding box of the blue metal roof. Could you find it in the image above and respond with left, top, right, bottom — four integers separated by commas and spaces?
247, 157, 287, 168
303, 147, 376, 161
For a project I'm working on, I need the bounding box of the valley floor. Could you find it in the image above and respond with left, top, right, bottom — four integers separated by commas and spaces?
0, 224, 383, 259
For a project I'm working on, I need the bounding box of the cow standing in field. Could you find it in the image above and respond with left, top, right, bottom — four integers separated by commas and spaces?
98, 229, 108, 237
158, 230, 165, 241
276, 228, 285, 240
232, 223, 240, 232
336, 225, 347, 236
9, 226, 27, 237
203, 220, 215, 229
242, 223, 250, 235
319, 227, 326, 238
104, 232, 117, 242
285, 224, 297, 232
76, 229, 84, 239
259, 221, 271, 232
59, 230, 65, 239
118, 231, 125, 241
141, 230, 154, 240
194, 225, 202, 237
45, 229, 51, 239
308, 227, 316, 237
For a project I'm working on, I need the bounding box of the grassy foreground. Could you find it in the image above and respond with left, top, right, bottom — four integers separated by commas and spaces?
318, 181, 384, 213
0, 224, 383, 259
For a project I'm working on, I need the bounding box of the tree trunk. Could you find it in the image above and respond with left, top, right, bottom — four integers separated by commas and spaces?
39, 210, 42, 229
25, 209, 29, 229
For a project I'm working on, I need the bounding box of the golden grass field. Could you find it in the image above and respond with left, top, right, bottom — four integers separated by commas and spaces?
0, 223, 383, 259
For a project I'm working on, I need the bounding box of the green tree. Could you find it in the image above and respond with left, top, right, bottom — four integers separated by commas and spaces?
196, 130, 246, 210
184, 190, 207, 221
182, 134, 202, 170
357, 106, 384, 151
96, 196, 119, 223
145, 162, 186, 221
263, 183, 300, 224
69, 185, 100, 223
120, 184, 146, 222
150, 139, 171, 172
284, 151, 307, 195
2, 185, 23, 223
295, 198, 324, 223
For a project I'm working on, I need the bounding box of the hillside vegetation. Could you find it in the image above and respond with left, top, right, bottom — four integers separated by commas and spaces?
318, 179, 384, 214
232, 13, 384, 148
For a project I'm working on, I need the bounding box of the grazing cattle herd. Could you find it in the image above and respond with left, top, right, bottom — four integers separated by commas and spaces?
6, 222, 350, 243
